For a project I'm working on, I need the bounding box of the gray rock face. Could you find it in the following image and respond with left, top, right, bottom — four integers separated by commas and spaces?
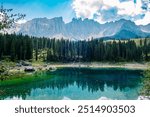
18, 17, 66, 38
16, 17, 150, 40
66, 18, 102, 39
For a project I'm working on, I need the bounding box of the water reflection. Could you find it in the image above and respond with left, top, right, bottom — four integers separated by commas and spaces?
0, 68, 143, 100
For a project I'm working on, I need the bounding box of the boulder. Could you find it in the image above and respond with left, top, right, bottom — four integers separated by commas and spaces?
48, 67, 57, 72
20, 61, 32, 66
24, 66, 35, 72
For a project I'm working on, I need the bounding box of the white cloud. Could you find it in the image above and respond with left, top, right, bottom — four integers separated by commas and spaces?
72, 0, 103, 19
117, 0, 143, 16
16, 19, 27, 24
135, 11, 150, 25
103, 0, 120, 8
72, 0, 150, 25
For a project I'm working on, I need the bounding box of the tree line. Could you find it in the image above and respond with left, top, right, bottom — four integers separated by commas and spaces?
0, 34, 32, 61
0, 33, 150, 62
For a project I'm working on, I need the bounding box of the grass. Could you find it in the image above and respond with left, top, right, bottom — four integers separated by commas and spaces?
141, 69, 150, 96
0, 70, 26, 81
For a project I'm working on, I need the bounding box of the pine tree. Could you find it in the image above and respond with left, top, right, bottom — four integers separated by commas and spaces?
10, 39, 15, 61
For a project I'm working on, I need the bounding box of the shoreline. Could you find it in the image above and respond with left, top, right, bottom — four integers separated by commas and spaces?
10, 62, 149, 73
47, 62, 148, 70
0, 62, 148, 81
30, 62, 148, 71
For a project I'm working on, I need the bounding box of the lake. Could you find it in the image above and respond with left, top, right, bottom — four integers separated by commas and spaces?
0, 68, 143, 100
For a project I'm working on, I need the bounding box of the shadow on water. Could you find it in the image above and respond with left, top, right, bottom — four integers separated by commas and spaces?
0, 68, 143, 100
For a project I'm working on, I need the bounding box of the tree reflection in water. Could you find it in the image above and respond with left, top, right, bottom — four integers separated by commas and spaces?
0, 68, 143, 100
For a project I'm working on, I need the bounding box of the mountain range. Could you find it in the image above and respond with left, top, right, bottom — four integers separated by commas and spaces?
12, 17, 150, 40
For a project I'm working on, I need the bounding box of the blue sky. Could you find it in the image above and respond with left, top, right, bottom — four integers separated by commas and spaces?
2, 0, 74, 22
1, 0, 150, 25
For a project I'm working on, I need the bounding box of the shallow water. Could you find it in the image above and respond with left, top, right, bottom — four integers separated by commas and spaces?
0, 68, 143, 100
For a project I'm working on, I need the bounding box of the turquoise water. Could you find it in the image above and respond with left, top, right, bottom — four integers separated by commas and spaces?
0, 68, 143, 100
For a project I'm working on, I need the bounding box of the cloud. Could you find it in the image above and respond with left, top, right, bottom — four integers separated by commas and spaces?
16, 19, 27, 24
72, 0, 103, 19
117, 0, 143, 16
72, 0, 150, 25
135, 11, 150, 25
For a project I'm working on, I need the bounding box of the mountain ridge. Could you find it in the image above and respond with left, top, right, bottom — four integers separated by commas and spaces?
15, 17, 150, 40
